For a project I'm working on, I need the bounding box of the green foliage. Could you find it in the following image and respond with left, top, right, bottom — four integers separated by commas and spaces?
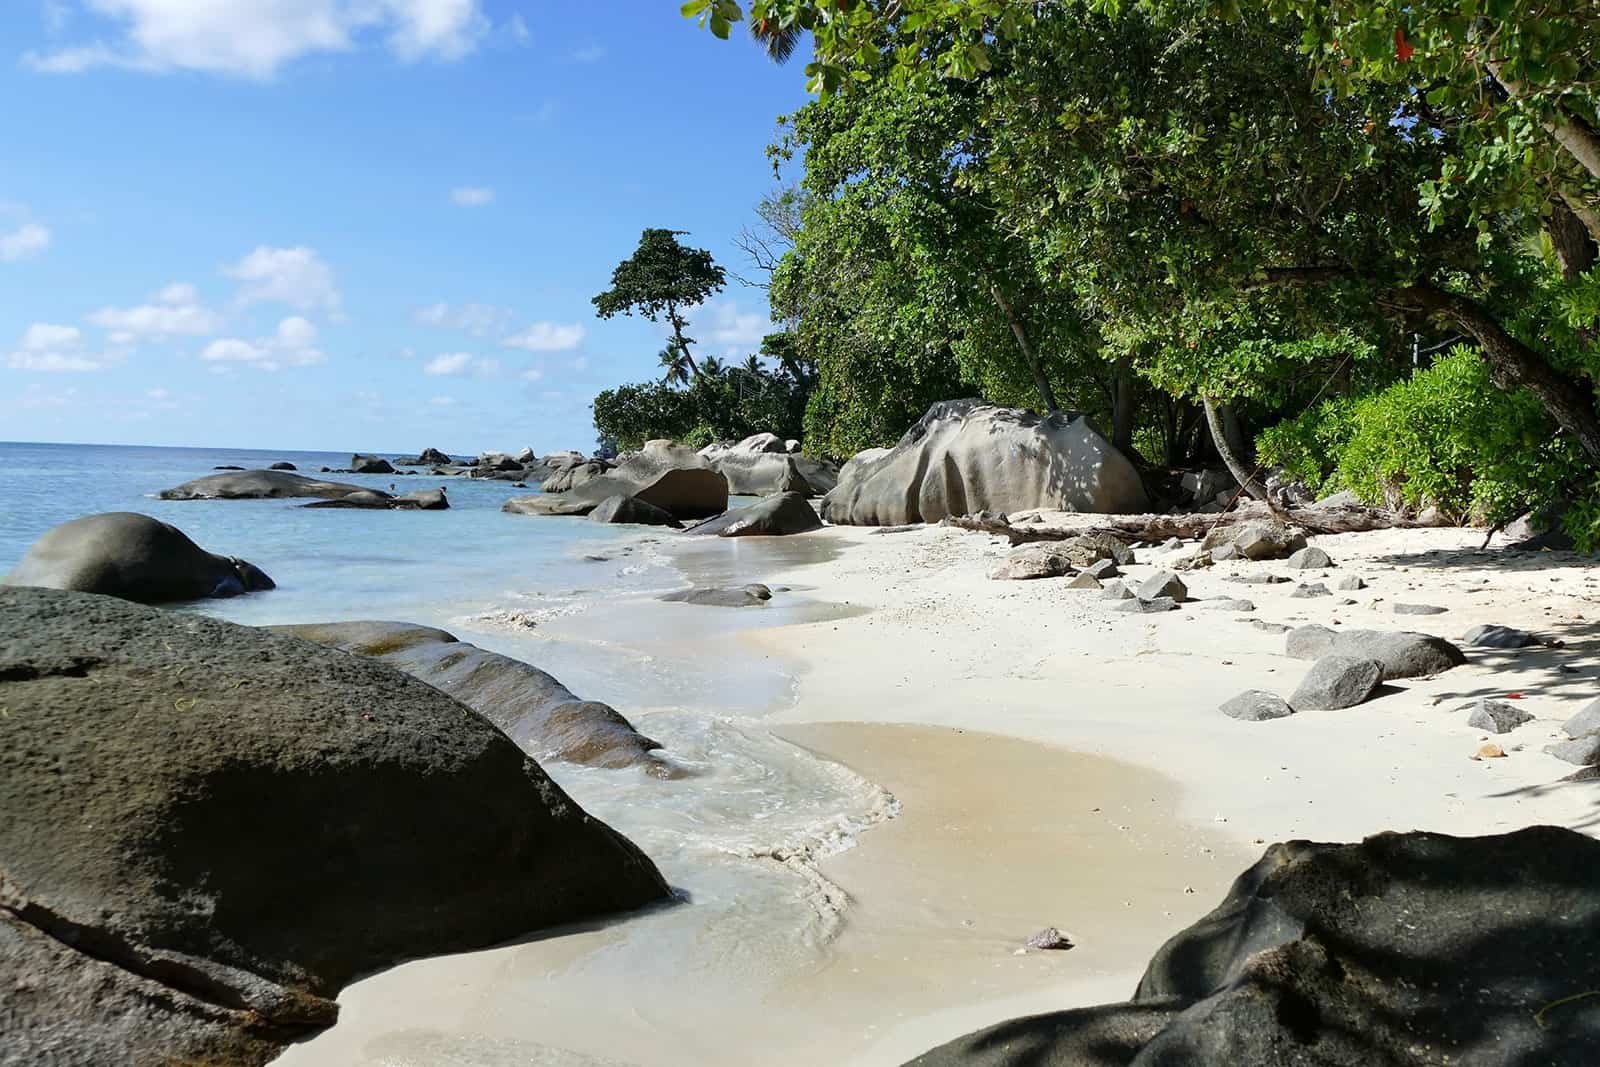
1255, 397, 1361, 496
593, 229, 727, 375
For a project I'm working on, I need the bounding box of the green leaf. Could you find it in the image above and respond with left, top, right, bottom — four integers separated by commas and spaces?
710, 12, 731, 38
680, 0, 709, 16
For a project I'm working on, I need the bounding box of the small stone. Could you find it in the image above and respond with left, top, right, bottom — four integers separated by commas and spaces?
1085, 558, 1120, 579
1394, 603, 1448, 616
989, 543, 1074, 581
1114, 596, 1179, 613
1335, 575, 1367, 591
1100, 581, 1135, 601
1160, 537, 1182, 551
1545, 736, 1600, 765
1461, 624, 1538, 649
1466, 698, 1534, 735
1220, 690, 1295, 722
1066, 572, 1103, 590
1211, 544, 1239, 561
1251, 620, 1292, 634
1229, 574, 1291, 585
1287, 546, 1333, 569
1204, 598, 1256, 612
1472, 743, 1507, 760
1137, 570, 1188, 603
1290, 583, 1331, 599
1289, 655, 1383, 711
1024, 927, 1074, 951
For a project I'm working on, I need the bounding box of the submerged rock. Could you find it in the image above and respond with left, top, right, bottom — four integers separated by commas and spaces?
349, 453, 395, 474
0, 588, 668, 1064
2, 512, 274, 604
660, 584, 773, 607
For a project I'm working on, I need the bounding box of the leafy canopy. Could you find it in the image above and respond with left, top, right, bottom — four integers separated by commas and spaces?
592, 228, 727, 323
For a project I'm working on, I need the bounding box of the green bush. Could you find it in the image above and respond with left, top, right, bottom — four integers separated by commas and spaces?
1257, 348, 1587, 531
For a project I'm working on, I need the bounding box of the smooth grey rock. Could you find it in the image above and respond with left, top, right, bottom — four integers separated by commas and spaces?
1085, 557, 1121, 579
160, 469, 377, 501
1066, 572, 1103, 590
1290, 582, 1331, 598
1101, 581, 1136, 600
506, 441, 727, 519
821, 400, 1147, 525
303, 487, 448, 511
1466, 698, 1534, 734
1289, 655, 1383, 710
349, 453, 395, 474
1546, 736, 1600, 765
589, 494, 683, 528
1137, 571, 1188, 603
1220, 690, 1294, 722
1067, 532, 1136, 568
1204, 598, 1256, 612
1115, 596, 1179, 613
1200, 520, 1307, 561
1286, 546, 1333, 569
538, 458, 612, 492
989, 542, 1076, 580
268, 461, 297, 471
684, 492, 824, 537
699, 435, 839, 496
2, 513, 274, 604
1335, 575, 1367, 591
1251, 620, 1292, 634
1211, 544, 1239, 561
0, 587, 668, 1064
1284, 625, 1465, 679
660, 584, 773, 607
1462, 623, 1538, 649
1564, 698, 1600, 739
1159, 537, 1182, 552
1229, 573, 1290, 585
1394, 602, 1448, 616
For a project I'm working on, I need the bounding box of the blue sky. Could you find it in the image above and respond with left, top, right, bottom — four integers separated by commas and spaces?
1, 1, 807, 454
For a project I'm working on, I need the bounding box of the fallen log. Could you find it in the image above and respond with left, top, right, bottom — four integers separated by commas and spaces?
942, 502, 1418, 546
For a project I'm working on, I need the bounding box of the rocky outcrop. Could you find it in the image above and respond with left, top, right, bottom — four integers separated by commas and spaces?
589, 494, 682, 528
699, 435, 840, 496
476, 451, 524, 472
542, 458, 613, 493
2, 513, 274, 603
683, 492, 823, 537
505, 440, 728, 520
159, 469, 378, 501
821, 401, 1147, 526
399, 447, 453, 467
349, 453, 395, 474
0, 587, 669, 1064
908, 827, 1600, 1066
273, 621, 677, 777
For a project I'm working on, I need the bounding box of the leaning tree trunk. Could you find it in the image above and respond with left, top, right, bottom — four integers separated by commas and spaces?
989, 282, 1061, 414
1111, 356, 1137, 454
1203, 397, 1270, 502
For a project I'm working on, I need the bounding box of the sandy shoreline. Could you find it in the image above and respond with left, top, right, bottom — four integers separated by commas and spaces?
280, 519, 1600, 1066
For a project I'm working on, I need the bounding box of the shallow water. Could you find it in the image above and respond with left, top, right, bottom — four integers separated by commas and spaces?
1, 440, 894, 1047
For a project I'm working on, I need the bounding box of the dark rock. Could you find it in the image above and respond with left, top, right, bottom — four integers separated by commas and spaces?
1286, 546, 1332, 569
589, 495, 683, 528
905, 999, 1186, 1067
1220, 690, 1294, 722
1289, 582, 1330, 598
1288, 654, 1383, 710
1200, 520, 1307, 561
1394, 602, 1448, 616
1115, 596, 1179, 613
1086, 558, 1120, 579
267, 461, 297, 471
274, 621, 677, 777
821, 400, 1147, 525
160, 470, 378, 501
1284, 625, 1465, 679
1546, 736, 1600, 765
1067, 532, 1137, 568
1462, 623, 1539, 649
349, 453, 395, 474
302, 487, 446, 511
506, 442, 727, 519
1137, 571, 1188, 603
400, 447, 452, 467
0, 588, 668, 1063
212, 464, 246, 470
990, 543, 1076, 580
1563, 698, 1600, 739
1467, 698, 1534, 734
2, 513, 274, 603
660, 584, 773, 607
684, 492, 824, 537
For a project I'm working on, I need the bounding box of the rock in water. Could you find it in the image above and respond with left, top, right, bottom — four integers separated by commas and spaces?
273, 621, 676, 777
1466, 698, 1533, 734
1462, 623, 1539, 648
268, 461, 297, 471
0, 587, 668, 1064
1289, 654, 1383, 710
1200, 520, 1307, 561
683, 492, 824, 537
820, 400, 1147, 525
2, 512, 274, 604
400, 446, 452, 466
989, 543, 1076, 580
661, 584, 773, 607
589, 494, 683, 528
1220, 690, 1294, 722
909, 826, 1600, 1066
349, 453, 395, 474
505, 440, 728, 519
1284, 625, 1465, 679
160, 469, 381, 501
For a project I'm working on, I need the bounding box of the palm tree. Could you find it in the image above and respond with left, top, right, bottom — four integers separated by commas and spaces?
749, 15, 804, 64
700, 355, 726, 379
658, 344, 693, 387
740, 354, 765, 378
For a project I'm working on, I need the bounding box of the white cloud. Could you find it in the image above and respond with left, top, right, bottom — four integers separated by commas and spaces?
87, 281, 222, 338
5, 321, 116, 372
502, 321, 585, 352
423, 351, 499, 377
225, 245, 340, 313
428, 394, 457, 406
0, 223, 51, 262
521, 366, 544, 382
413, 301, 513, 337
450, 185, 494, 206
200, 316, 324, 370
702, 300, 771, 346
24, 0, 490, 79
14, 383, 80, 409
571, 44, 605, 63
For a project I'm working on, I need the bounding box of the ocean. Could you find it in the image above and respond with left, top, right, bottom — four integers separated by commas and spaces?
0, 440, 896, 1037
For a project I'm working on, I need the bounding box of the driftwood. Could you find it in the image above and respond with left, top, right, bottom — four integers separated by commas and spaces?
942, 501, 1418, 546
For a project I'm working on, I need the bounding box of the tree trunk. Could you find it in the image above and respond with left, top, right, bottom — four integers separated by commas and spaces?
1398, 283, 1600, 462
1111, 356, 1137, 454
1551, 196, 1599, 280
1486, 59, 1600, 184
1176, 401, 1205, 466
667, 305, 703, 379
989, 282, 1060, 413
1203, 396, 1270, 501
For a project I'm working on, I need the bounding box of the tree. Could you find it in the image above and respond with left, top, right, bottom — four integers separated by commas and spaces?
593, 228, 727, 379
657, 344, 693, 386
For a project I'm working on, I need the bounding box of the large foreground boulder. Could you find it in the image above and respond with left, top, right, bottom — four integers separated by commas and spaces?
700, 435, 840, 496
909, 826, 1600, 1066
1285, 624, 1466, 679
0, 587, 669, 1064
505, 440, 728, 519
272, 621, 678, 778
2, 513, 274, 604
683, 492, 824, 537
821, 400, 1146, 526
159, 469, 378, 501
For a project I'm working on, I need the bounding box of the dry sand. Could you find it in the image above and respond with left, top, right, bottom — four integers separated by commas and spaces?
280, 519, 1600, 1066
